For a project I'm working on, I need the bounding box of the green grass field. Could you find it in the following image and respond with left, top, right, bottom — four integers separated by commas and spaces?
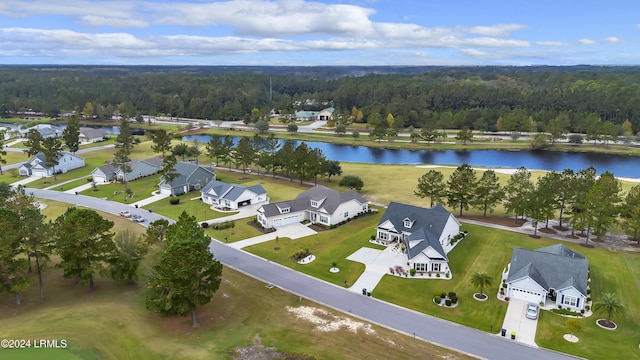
245, 210, 381, 287
142, 194, 236, 222
80, 175, 160, 203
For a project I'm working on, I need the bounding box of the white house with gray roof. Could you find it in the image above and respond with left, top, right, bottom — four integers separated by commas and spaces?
91, 157, 163, 183
256, 185, 368, 229
201, 180, 268, 210
19, 152, 85, 177
79, 127, 108, 143
505, 244, 589, 311
158, 162, 216, 196
376, 202, 461, 275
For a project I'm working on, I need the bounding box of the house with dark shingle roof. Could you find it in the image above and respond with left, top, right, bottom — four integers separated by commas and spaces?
505, 244, 589, 311
158, 162, 216, 196
201, 180, 268, 210
376, 202, 461, 275
256, 185, 368, 229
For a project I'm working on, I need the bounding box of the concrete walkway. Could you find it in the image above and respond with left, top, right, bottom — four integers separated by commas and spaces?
10, 176, 42, 188
228, 223, 317, 249
129, 192, 170, 207
500, 299, 539, 347
347, 245, 408, 293
204, 203, 265, 224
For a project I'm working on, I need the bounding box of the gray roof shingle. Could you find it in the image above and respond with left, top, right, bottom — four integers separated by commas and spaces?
378, 202, 453, 261
260, 185, 365, 218
507, 245, 589, 296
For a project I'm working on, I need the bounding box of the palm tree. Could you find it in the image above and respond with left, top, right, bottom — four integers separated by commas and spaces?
593, 293, 624, 327
471, 272, 494, 298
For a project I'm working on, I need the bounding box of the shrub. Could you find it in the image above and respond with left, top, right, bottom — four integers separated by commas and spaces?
371, 234, 375, 240
586, 289, 591, 295
410, 268, 416, 276
448, 292, 457, 298
505, 297, 510, 301
587, 297, 591, 302
86, 177, 93, 182
440, 292, 447, 298
585, 305, 591, 311
436, 273, 440, 278
580, 309, 585, 314
201, 222, 209, 228
502, 283, 507, 289
169, 197, 180, 205
450, 296, 458, 304
434, 296, 441, 304
445, 299, 452, 307
500, 288, 505, 295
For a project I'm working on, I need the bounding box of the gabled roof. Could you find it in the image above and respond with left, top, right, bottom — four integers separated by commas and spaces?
161, 162, 215, 188
260, 185, 364, 218
95, 163, 117, 175
378, 202, 454, 260
507, 245, 589, 296
79, 127, 108, 138
201, 180, 266, 202
141, 157, 163, 167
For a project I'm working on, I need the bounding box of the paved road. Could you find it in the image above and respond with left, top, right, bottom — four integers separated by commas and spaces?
24, 189, 580, 360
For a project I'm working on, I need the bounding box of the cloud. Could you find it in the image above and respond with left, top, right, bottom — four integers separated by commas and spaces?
578, 38, 596, 45
468, 24, 527, 37
604, 36, 625, 43
536, 41, 571, 47
459, 48, 489, 58
81, 15, 148, 28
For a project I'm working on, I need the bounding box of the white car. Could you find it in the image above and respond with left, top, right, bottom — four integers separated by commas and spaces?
119, 210, 132, 218
526, 303, 539, 320
131, 214, 145, 223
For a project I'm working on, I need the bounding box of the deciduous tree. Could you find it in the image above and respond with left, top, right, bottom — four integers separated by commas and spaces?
339, 175, 364, 191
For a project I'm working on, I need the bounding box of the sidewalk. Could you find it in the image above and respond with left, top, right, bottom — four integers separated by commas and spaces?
129, 192, 170, 207
347, 245, 407, 293
10, 176, 42, 188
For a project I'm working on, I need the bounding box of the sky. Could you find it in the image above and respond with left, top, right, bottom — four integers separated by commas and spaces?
0, 0, 639, 66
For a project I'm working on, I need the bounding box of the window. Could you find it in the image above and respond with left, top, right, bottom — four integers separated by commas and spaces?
414, 263, 426, 271
281, 208, 290, 214
378, 232, 388, 240
311, 200, 318, 207
432, 263, 441, 272
403, 219, 413, 228
563, 295, 577, 307
319, 215, 328, 224
344, 212, 349, 218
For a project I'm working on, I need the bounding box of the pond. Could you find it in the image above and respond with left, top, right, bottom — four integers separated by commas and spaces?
181, 135, 640, 178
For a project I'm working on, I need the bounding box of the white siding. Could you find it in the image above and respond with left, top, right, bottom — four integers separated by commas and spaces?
330, 200, 367, 225
507, 277, 546, 303
439, 215, 461, 254
556, 287, 586, 311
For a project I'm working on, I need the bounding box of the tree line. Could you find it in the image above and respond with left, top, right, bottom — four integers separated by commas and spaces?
2, 66, 640, 135
0, 185, 222, 327
416, 165, 640, 243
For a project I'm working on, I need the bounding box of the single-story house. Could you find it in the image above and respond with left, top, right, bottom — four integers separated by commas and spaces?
91, 157, 163, 183
256, 185, 368, 229
21, 124, 62, 139
79, 127, 108, 143
505, 244, 589, 311
201, 180, 268, 210
376, 202, 461, 274
295, 107, 334, 121
19, 152, 85, 177
158, 162, 216, 196
91, 163, 117, 183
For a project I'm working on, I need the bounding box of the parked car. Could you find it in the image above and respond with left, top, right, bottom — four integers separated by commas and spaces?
119, 210, 131, 218
526, 303, 539, 320
131, 214, 145, 223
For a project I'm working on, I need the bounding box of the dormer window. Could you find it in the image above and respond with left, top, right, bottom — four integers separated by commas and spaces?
403, 218, 413, 228
281, 207, 290, 214
311, 200, 319, 208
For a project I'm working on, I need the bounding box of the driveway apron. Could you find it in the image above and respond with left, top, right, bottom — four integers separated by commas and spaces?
501, 299, 539, 347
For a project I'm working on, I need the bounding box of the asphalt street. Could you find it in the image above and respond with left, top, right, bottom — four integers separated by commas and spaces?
25, 188, 580, 360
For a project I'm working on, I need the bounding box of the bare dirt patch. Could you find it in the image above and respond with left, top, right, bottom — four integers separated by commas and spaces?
539, 227, 557, 234
286, 306, 375, 334
226, 334, 315, 360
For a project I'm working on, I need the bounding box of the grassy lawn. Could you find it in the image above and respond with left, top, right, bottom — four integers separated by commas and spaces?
214, 168, 319, 203
80, 175, 161, 203
245, 210, 382, 287
205, 219, 263, 243
142, 193, 237, 222
0, 255, 471, 360
54, 177, 93, 192
372, 223, 640, 359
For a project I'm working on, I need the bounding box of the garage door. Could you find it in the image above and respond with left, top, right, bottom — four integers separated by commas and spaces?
32, 169, 48, 178
159, 186, 172, 195
510, 288, 542, 303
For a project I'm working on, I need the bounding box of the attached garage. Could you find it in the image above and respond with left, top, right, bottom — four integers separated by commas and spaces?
509, 287, 544, 303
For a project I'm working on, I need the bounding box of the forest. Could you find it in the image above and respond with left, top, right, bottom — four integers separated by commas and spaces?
1, 65, 640, 135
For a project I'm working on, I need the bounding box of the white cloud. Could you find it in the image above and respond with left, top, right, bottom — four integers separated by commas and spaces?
604, 36, 625, 43
468, 24, 527, 37
459, 48, 489, 58
578, 38, 596, 45
0, 0, 135, 19
536, 41, 571, 47
81, 15, 148, 28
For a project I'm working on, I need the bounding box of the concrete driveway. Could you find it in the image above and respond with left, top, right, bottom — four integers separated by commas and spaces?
500, 299, 539, 347
347, 245, 407, 293
227, 222, 316, 249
